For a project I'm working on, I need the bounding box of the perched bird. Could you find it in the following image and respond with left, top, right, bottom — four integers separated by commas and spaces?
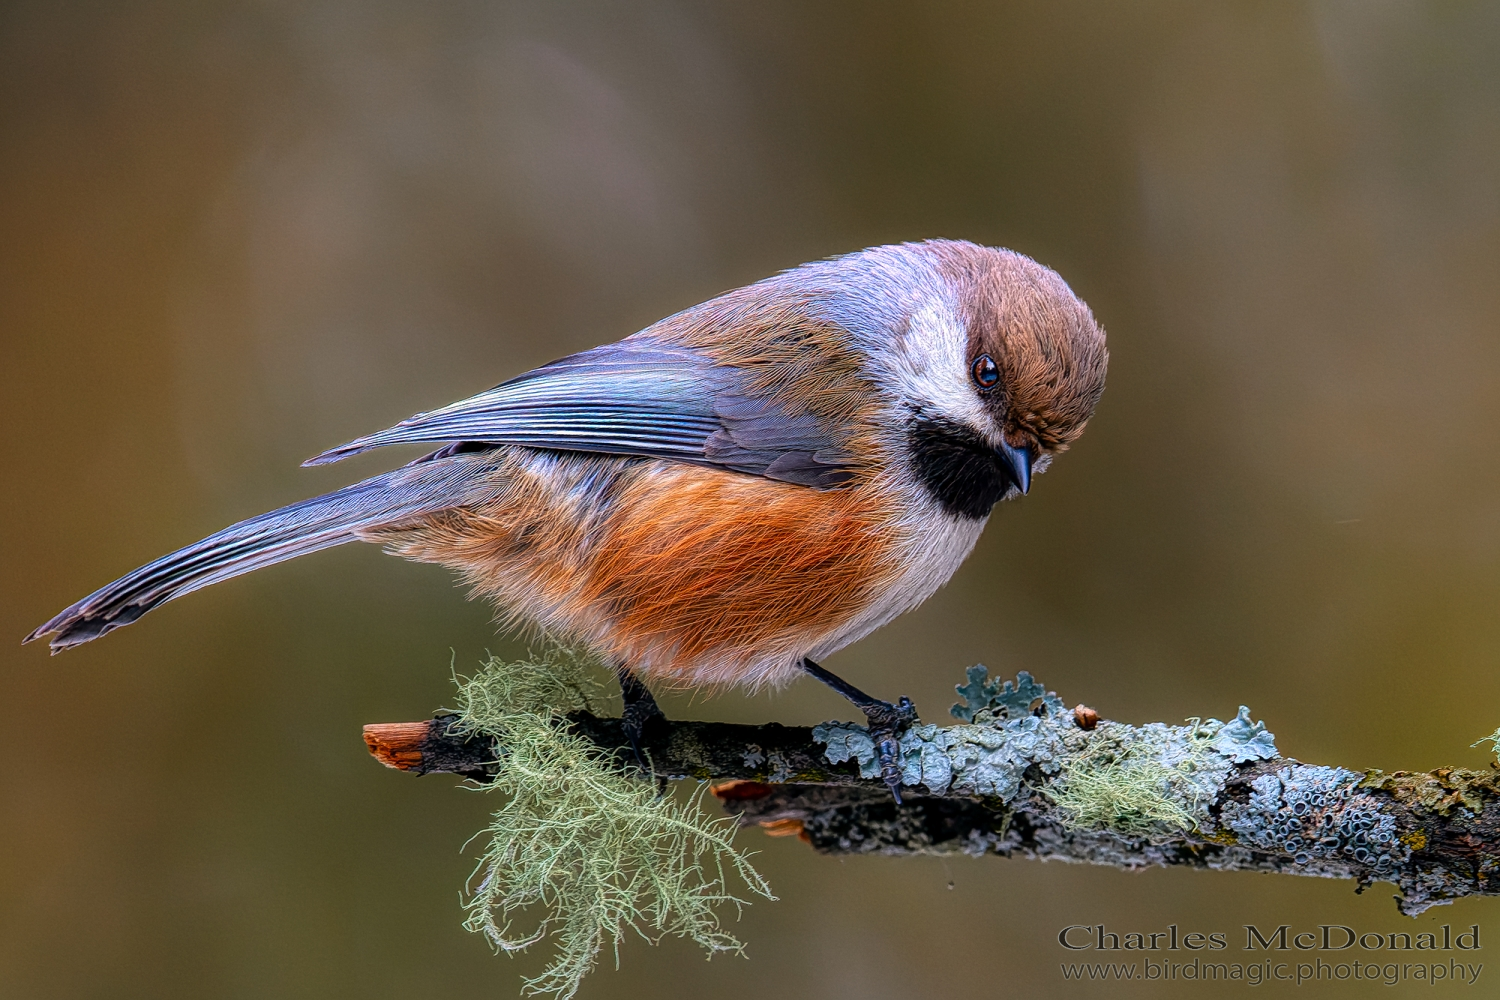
27, 239, 1107, 798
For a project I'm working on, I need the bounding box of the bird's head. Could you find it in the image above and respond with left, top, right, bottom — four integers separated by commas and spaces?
651, 239, 1106, 512
826, 241, 1108, 519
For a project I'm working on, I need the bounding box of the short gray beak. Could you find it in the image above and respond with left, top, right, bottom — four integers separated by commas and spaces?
997, 441, 1032, 495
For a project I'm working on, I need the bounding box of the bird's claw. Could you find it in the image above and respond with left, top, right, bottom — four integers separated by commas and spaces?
796, 658, 918, 804
861, 696, 917, 804
617, 666, 665, 777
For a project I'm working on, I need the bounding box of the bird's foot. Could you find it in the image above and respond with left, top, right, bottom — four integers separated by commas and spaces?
861, 695, 918, 803
800, 657, 918, 804
616, 665, 666, 783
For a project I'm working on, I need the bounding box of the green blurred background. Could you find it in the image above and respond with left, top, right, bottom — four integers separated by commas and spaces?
4, 2, 1500, 997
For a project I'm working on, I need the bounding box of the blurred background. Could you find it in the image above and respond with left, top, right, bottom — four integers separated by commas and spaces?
4, 2, 1500, 997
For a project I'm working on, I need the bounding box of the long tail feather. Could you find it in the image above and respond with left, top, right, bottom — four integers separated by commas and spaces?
25, 457, 491, 652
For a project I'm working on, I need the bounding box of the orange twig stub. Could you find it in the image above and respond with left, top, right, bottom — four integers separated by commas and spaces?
756, 818, 808, 841
710, 779, 775, 802
363, 722, 433, 770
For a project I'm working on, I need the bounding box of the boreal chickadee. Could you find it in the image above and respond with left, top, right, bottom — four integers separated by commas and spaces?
28, 239, 1108, 798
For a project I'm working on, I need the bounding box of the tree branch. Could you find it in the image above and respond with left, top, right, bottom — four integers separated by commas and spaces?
363, 704, 1500, 916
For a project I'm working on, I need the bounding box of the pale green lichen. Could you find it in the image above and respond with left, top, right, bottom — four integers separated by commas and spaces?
1046, 712, 1275, 835
448, 647, 614, 725
1472, 728, 1500, 764
447, 652, 774, 999
1044, 722, 1215, 834
816, 667, 1279, 838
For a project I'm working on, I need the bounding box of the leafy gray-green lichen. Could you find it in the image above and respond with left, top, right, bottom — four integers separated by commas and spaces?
815, 668, 1280, 836
950, 667, 1062, 723
1219, 766, 1408, 876
1213, 706, 1279, 763
818, 710, 1069, 799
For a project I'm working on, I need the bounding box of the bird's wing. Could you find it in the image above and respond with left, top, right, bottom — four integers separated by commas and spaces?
303, 340, 857, 488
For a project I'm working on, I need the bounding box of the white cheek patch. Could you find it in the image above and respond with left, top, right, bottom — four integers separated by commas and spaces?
883, 298, 994, 440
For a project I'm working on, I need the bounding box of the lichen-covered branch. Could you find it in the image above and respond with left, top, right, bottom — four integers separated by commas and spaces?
364, 669, 1500, 916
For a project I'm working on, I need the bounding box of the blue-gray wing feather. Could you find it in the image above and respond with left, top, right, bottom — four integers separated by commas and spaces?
304, 340, 857, 487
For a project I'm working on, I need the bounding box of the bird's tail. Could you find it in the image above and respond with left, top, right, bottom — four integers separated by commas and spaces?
25, 456, 493, 652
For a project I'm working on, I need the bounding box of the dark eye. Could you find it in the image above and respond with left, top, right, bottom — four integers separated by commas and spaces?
971, 354, 999, 389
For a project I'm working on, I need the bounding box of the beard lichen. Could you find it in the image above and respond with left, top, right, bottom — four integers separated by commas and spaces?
1473, 728, 1500, 764
445, 652, 774, 999
1041, 723, 1216, 836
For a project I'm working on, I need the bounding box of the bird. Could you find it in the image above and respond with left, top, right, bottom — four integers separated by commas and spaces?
26, 239, 1107, 799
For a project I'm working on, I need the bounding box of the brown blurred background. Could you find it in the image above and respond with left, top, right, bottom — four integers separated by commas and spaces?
4, 2, 1500, 997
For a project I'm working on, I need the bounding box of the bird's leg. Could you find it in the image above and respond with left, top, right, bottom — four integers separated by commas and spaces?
615, 663, 665, 780
801, 658, 917, 803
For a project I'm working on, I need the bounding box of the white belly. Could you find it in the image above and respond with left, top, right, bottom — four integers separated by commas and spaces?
805, 505, 987, 662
